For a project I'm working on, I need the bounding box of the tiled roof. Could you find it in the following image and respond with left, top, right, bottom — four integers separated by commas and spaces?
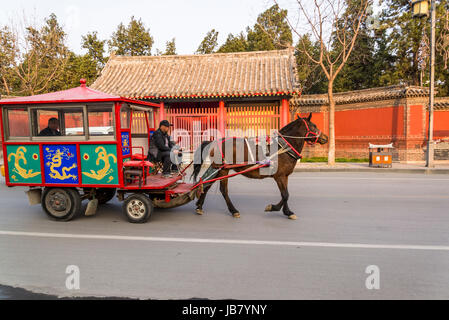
291, 85, 431, 107
435, 97, 449, 110
91, 49, 300, 100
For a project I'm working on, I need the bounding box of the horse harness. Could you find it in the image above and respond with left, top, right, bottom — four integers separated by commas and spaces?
274, 118, 321, 160
213, 118, 321, 166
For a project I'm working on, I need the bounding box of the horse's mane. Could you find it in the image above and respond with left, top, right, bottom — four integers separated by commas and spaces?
279, 117, 303, 135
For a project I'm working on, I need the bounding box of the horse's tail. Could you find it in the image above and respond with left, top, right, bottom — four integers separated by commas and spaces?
191, 141, 213, 181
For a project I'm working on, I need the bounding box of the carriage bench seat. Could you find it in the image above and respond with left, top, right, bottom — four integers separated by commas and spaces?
123, 161, 154, 187
124, 160, 154, 168
132, 154, 146, 161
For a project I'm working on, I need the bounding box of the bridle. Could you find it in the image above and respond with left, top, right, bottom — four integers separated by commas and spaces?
300, 118, 321, 145
279, 118, 321, 144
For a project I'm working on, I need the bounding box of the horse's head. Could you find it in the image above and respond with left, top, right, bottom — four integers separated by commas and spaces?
298, 114, 328, 145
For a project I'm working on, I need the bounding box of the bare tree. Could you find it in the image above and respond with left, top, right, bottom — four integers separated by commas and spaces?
0, 26, 18, 95
436, 8, 449, 70
275, 0, 370, 165
6, 13, 69, 96
418, 33, 430, 86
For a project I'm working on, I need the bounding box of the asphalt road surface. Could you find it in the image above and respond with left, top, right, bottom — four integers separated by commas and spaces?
0, 172, 448, 299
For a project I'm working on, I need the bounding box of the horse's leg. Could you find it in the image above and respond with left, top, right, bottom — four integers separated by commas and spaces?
195, 182, 215, 215
264, 199, 284, 212
194, 164, 217, 215
273, 175, 296, 220
219, 171, 240, 218
264, 176, 285, 212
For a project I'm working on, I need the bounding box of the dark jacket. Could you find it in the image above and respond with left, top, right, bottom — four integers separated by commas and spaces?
38, 127, 62, 136
148, 128, 174, 161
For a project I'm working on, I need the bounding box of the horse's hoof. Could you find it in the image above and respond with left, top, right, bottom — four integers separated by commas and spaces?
265, 205, 272, 212
233, 212, 241, 218
288, 214, 297, 220
195, 209, 204, 215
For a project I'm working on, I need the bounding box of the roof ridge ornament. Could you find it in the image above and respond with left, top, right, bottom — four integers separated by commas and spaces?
80, 79, 87, 87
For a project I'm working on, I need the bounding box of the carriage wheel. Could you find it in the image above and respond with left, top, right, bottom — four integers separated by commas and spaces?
42, 188, 81, 221
123, 194, 153, 223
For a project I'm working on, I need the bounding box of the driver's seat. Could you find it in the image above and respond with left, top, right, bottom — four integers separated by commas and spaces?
123, 147, 155, 187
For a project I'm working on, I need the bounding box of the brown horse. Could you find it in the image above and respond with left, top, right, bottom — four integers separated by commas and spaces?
191, 114, 328, 220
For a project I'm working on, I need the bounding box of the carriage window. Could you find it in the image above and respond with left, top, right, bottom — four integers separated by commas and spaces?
31, 107, 84, 137
121, 104, 130, 129
147, 110, 154, 129
7, 108, 30, 138
88, 105, 113, 136
35, 109, 59, 135
131, 111, 148, 136
64, 109, 84, 136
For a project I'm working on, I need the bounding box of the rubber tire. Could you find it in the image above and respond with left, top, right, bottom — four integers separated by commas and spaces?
96, 188, 116, 205
123, 194, 153, 224
41, 187, 82, 222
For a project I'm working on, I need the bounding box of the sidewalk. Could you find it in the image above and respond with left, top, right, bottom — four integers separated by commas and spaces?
294, 161, 449, 174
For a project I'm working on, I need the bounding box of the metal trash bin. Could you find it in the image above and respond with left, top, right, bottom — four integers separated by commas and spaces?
369, 143, 394, 168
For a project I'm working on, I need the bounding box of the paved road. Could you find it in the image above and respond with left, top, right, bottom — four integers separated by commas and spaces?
0, 172, 448, 299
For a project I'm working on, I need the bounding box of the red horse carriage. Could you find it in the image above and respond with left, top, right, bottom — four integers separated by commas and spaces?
0, 79, 207, 223
0, 80, 327, 223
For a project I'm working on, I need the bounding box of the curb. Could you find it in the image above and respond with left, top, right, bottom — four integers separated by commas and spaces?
293, 167, 449, 174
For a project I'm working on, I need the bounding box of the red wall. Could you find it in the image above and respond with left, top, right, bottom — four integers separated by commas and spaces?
428, 110, 449, 139
297, 105, 449, 161
300, 106, 405, 138
335, 107, 405, 137
409, 105, 424, 136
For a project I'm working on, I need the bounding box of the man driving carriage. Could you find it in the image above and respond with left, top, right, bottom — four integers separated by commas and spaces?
148, 120, 181, 178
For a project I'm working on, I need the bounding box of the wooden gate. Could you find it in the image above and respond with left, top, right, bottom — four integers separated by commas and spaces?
226, 102, 280, 138
167, 104, 218, 152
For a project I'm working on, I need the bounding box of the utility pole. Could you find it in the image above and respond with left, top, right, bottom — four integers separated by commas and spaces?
426, 0, 436, 168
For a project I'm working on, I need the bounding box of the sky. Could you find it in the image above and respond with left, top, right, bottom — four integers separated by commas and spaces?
0, 0, 298, 55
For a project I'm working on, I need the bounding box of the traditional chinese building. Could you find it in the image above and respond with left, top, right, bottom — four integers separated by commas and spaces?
90, 49, 449, 162
91, 49, 300, 151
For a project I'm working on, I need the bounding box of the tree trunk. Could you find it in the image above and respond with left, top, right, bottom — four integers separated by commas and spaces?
327, 80, 336, 165
2, 76, 10, 95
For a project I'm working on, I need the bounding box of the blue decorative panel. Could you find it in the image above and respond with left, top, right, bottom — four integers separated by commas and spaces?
121, 132, 130, 156
43, 145, 78, 184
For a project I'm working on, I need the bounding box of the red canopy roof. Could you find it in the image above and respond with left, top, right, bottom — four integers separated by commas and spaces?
0, 79, 160, 108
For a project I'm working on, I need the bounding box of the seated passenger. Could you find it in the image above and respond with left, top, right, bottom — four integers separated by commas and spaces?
38, 118, 61, 136
148, 120, 179, 178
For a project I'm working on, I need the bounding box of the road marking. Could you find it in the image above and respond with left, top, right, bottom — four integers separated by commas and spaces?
0, 230, 448, 251
289, 176, 449, 181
